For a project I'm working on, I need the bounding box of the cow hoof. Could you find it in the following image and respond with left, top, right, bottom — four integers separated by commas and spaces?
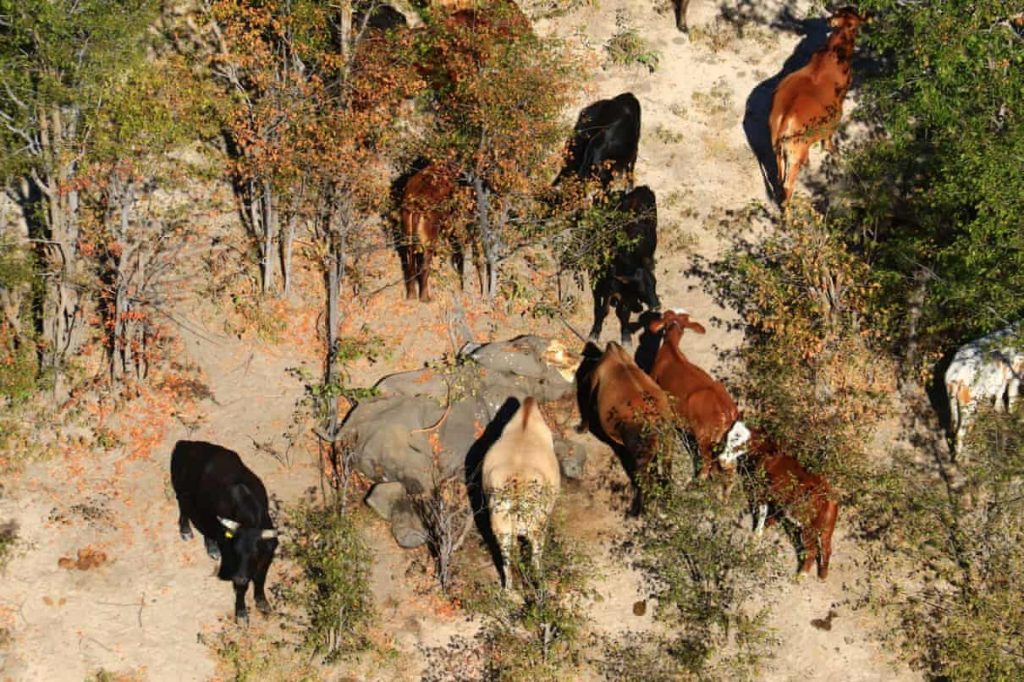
256, 598, 272, 615
235, 610, 249, 626
796, 569, 811, 581
179, 528, 193, 542
205, 539, 221, 561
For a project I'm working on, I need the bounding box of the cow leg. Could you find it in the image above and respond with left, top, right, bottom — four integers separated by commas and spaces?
955, 401, 974, 460
1008, 376, 1021, 411
754, 503, 768, 536
675, 0, 690, 32
799, 525, 818, 577
697, 442, 712, 480
401, 247, 418, 300
176, 497, 193, 541
629, 485, 644, 517
205, 536, 221, 560
588, 282, 611, 342
499, 533, 514, 590
233, 577, 250, 623
782, 141, 809, 204
818, 516, 834, 580
253, 552, 273, 615
419, 248, 433, 302
615, 298, 633, 347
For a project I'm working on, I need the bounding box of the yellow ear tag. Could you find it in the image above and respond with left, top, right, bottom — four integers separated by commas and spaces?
224, 531, 234, 539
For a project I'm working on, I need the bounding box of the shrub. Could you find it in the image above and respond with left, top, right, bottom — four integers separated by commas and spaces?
634, 472, 784, 678
864, 406, 1024, 680
709, 201, 897, 495
425, 513, 593, 681
605, 11, 661, 73
286, 500, 374, 662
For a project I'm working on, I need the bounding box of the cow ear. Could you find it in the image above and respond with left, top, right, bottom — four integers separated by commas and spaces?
217, 516, 241, 532
685, 320, 707, 335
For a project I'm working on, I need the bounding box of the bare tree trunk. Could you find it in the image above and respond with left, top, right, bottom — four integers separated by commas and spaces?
262, 178, 278, 294
325, 214, 347, 435
281, 212, 297, 295
339, 0, 353, 62
472, 175, 499, 299
34, 105, 83, 394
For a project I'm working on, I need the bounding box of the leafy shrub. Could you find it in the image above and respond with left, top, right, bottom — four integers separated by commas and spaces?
709, 201, 897, 495
863, 406, 1024, 680
0, 240, 38, 406
635, 473, 784, 678
606, 11, 661, 73
286, 500, 374, 662
843, 0, 1024, 357
426, 514, 594, 681
205, 625, 319, 682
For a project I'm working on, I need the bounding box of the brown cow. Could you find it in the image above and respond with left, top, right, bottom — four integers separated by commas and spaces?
578, 341, 678, 514
744, 429, 839, 579
398, 163, 482, 302
647, 310, 750, 480
769, 7, 866, 203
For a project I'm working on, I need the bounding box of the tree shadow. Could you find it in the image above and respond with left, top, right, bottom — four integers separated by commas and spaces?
464, 395, 521, 586
741, 12, 829, 203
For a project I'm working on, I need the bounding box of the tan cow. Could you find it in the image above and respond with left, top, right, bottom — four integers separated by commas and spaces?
578, 341, 678, 514
769, 7, 866, 203
482, 397, 561, 587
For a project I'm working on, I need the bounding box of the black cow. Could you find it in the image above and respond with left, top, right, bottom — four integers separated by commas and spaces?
555, 92, 642, 191
170, 440, 278, 623
588, 185, 660, 346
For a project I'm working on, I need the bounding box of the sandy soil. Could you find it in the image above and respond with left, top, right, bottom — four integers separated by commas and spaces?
0, 1, 918, 680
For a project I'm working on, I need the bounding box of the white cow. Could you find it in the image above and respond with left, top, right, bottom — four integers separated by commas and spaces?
482, 396, 561, 587
945, 324, 1024, 458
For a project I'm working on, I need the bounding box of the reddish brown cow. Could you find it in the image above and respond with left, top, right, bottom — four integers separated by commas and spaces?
769, 7, 866, 203
745, 430, 838, 579
398, 163, 481, 302
647, 310, 750, 480
578, 341, 678, 514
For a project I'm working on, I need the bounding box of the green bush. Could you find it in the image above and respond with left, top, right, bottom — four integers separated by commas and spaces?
286, 501, 374, 663
862, 406, 1024, 680
425, 514, 594, 681
843, 1, 1024, 356
605, 11, 661, 73
635, 474, 784, 679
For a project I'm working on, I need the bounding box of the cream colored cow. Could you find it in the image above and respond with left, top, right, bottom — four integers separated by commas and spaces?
482, 397, 560, 587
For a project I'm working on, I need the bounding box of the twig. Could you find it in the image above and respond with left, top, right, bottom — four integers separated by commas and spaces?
412, 382, 453, 434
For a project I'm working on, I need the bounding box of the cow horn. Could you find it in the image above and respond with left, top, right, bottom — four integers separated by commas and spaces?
260, 529, 278, 540
217, 516, 241, 531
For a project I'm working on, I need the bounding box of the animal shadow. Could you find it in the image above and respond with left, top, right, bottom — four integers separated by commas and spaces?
464, 396, 522, 586
742, 13, 829, 203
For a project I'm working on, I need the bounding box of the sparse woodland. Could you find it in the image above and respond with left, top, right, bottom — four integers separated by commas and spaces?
1, 1, 1022, 680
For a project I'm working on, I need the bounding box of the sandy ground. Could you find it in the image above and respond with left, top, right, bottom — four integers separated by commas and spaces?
0, 1, 918, 680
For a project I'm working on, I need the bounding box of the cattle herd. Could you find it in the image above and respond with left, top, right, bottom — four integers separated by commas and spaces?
168, 1, 1018, 626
